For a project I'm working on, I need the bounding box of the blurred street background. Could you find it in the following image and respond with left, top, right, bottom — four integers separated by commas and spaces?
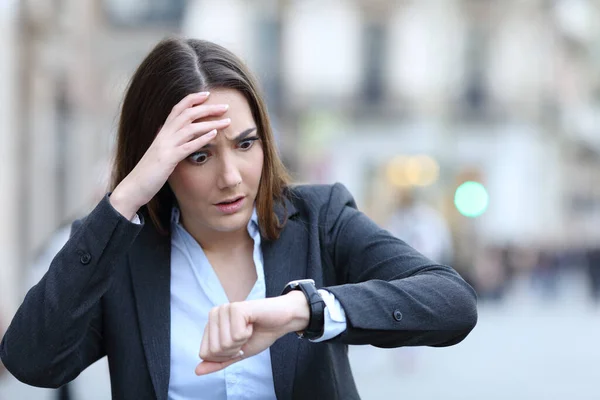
2, 0, 600, 399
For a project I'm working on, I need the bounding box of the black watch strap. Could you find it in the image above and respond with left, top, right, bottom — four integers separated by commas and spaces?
281, 279, 326, 340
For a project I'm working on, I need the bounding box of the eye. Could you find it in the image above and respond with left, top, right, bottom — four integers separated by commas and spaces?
188, 151, 210, 165
238, 137, 259, 151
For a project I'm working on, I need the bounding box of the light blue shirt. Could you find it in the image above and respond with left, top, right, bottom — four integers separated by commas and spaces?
165, 208, 347, 400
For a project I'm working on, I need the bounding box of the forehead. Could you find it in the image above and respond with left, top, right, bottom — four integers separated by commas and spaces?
205, 89, 252, 116
199, 89, 255, 141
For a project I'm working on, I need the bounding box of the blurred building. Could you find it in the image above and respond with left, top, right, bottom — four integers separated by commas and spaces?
0, 0, 20, 323
1, 0, 186, 310
2, 1, 187, 398
2, 0, 600, 306
3, 1, 600, 398
184, 0, 600, 260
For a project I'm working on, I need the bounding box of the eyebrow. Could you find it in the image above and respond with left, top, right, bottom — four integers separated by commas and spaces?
199, 127, 257, 150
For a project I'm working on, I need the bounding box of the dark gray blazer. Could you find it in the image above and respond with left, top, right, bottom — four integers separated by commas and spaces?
1, 183, 477, 400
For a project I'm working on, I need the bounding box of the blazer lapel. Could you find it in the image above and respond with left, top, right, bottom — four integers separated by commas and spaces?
127, 196, 302, 400
263, 198, 306, 400
129, 222, 171, 400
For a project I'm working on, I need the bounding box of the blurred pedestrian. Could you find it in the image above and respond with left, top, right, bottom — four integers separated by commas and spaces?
531, 248, 559, 300
0, 319, 6, 400
0, 324, 5, 378
1, 37, 477, 399
385, 188, 457, 373
20, 161, 113, 400
586, 247, 600, 304
27, 224, 73, 400
387, 189, 454, 265
473, 246, 507, 302
28, 221, 112, 400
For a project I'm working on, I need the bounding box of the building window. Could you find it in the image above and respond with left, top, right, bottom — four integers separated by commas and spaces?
103, 0, 185, 27
256, 18, 283, 115
462, 27, 488, 117
362, 21, 386, 104
54, 74, 69, 222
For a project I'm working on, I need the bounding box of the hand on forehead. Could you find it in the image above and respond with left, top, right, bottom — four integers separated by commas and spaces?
194, 89, 256, 140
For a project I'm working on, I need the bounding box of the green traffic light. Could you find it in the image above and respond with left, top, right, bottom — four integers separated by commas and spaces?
454, 181, 489, 218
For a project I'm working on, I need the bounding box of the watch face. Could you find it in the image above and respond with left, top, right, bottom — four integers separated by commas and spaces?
288, 279, 315, 288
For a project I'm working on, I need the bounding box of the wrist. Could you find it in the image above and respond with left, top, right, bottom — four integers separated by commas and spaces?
110, 183, 141, 221
280, 279, 326, 340
283, 291, 310, 334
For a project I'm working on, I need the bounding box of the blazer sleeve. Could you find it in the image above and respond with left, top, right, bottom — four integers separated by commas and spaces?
321, 183, 478, 348
0, 194, 144, 388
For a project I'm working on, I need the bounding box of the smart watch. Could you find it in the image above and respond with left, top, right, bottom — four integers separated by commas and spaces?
281, 279, 326, 340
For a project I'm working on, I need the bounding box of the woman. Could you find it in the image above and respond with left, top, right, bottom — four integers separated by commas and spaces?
0, 38, 477, 400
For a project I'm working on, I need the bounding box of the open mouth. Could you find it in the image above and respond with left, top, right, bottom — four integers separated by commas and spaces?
214, 196, 246, 214
216, 196, 244, 205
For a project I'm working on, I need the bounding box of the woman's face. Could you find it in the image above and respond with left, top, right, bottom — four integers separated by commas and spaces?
168, 88, 264, 235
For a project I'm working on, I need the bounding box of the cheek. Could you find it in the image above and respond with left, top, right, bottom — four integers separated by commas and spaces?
169, 165, 211, 198
247, 147, 264, 185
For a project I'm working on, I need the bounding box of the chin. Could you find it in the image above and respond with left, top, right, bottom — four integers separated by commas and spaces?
209, 209, 253, 232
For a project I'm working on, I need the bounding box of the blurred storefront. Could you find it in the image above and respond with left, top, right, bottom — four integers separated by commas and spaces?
1, 0, 599, 309
6, 0, 186, 300
3, 0, 600, 399
2, 0, 600, 306
0, 0, 20, 324
181, 0, 600, 298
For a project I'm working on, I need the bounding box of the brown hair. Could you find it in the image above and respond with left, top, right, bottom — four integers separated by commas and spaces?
110, 37, 290, 240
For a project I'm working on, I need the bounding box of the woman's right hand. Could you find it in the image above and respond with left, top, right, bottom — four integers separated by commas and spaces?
110, 92, 230, 220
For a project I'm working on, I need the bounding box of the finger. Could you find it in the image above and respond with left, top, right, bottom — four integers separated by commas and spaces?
199, 325, 235, 363
175, 118, 231, 145
178, 129, 217, 159
209, 308, 221, 356
165, 92, 210, 125
199, 324, 210, 360
169, 104, 230, 134
195, 358, 239, 376
229, 303, 252, 345
219, 305, 235, 353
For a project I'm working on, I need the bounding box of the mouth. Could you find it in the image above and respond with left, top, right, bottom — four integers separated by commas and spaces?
214, 196, 246, 214
215, 196, 245, 206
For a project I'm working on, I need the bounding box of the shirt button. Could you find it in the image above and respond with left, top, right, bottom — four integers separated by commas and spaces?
80, 253, 92, 265
393, 310, 403, 322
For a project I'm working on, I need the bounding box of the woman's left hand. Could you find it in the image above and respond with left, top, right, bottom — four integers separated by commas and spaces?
195, 291, 310, 376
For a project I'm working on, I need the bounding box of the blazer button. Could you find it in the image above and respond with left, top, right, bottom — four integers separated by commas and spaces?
80, 253, 92, 265
393, 310, 403, 322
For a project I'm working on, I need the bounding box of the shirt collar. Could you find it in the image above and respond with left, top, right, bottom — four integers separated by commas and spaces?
171, 206, 260, 238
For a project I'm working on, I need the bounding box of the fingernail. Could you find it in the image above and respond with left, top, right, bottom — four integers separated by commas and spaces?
208, 129, 217, 136
199, 91, 210, 97
222, 118, 231, 123
219, 104, 229, 110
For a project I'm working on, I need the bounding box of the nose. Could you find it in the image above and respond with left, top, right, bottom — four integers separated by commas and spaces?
216, 151, 242, 190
